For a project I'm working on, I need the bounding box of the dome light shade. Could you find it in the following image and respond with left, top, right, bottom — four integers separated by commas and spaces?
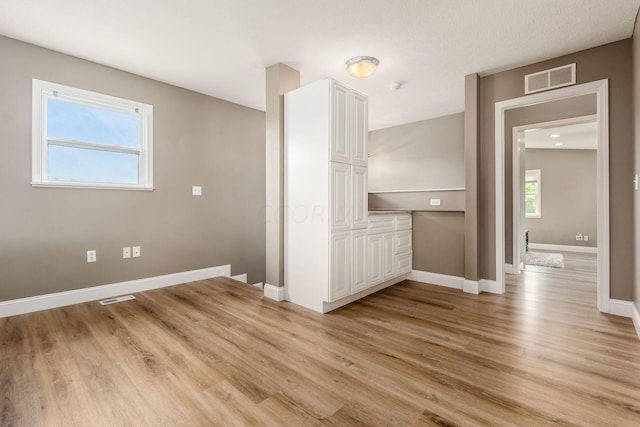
345, 56, 379, 78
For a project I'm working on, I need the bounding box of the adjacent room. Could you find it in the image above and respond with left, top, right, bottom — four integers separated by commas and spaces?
2, 1, 640, 425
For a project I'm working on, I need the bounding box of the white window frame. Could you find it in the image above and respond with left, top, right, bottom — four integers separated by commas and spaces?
32, 79, 154, 190
525, 169, 541, 218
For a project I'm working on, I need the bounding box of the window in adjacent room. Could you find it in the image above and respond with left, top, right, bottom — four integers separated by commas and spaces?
525, 169, 541, 218
32, 79, 153, 190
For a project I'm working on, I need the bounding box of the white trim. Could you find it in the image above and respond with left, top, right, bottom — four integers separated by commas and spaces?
321, 275, 406, 313
632, 304, 640, 341
264, 283, 286, 301
252, 282, 265, 289
231, 273, 248, 283
504, 264, 516, 274
31, 78, 154, 190
0, 264, 231, 318
479, 279, 500, 293
495, 79, 609, 312
463, 280, 479, 294
607, 299, 634, 318
368, 187, 465, 194
528, 243, 597, 253
407, 270, 464, 289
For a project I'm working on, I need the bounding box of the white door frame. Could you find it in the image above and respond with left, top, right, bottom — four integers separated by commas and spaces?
511, 114, 598, 274
494, 79, 610, 312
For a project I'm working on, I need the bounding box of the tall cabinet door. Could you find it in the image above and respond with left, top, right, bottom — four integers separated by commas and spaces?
351, 92, 368, 166
351, 166, 368, 229
329, 231, 351, 302
351, 229, 368, 293
367, 234, 383, 287
330, 82, 350, 163
382, 232, 396, 281
330, 162, 351, 231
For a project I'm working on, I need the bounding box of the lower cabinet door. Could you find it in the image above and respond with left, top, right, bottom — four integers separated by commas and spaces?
395, 251, 412, 275
367, 233, 383, 287
351, 229, 368, 293
383, 232, 396, 281
329, 231, 351, 302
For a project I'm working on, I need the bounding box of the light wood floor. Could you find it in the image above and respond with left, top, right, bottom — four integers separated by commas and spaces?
2, 268, 640, 426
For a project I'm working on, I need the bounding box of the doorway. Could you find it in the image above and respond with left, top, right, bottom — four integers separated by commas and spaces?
512, 114, 598, 274
494, 80, 610, 312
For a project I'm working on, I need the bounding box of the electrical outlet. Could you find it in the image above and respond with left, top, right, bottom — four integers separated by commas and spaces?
575, 234, 583, 241
192, 186, 202, 196
584, 235, 589, 241
87, 250, 97, 263
123, 247, 131, 259
430, 199, 441, 206
132, 246, 141, 257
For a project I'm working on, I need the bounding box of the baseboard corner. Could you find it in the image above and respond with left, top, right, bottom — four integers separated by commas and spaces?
607, 299, 634, 318
632, 303, 640, 341
264, 283, 286, 301
463, 280, 479, 294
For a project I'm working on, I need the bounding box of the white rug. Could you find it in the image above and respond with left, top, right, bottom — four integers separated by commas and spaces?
526, 252, 564, 268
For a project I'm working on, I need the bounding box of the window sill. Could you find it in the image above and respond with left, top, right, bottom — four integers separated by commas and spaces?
525, 214, 541, 219
31, 181, 155, 191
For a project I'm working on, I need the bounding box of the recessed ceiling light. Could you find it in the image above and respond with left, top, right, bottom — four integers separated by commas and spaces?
389, 82, 402, 90
345, 56, 379, 78
550, 133, 561, 138
554, 142, 564, 146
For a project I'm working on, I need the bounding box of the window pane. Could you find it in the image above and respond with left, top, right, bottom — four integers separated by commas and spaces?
47, 98, 140, 148
525, 194, 537, 215
525, 182, 537, 194
48, 145, 139, 184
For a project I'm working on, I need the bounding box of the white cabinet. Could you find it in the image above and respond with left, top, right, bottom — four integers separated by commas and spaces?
352, 229, 368, 293
331, 162, 351, 232
330, 82, 350, 163
351, 92, 368, 166
367, 213, 412, 289
285, 78, 368, 313
367, 233, 383, 286
351, 166, 368, 229
329, 231, 351, 301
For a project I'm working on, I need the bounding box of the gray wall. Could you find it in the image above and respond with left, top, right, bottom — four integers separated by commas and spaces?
503, 95, 597, 263
368, 113, 465, 277
478, 39, 634, 300
525, 149, 597, 247
368, 113, 464, 191
0, 36, 266, 301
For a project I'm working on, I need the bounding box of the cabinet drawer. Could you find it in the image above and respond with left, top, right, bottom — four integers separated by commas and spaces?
395, 214, 412, 231
395, 251, 412, 275
368, 216, 394, 234
395, 230, 412, 253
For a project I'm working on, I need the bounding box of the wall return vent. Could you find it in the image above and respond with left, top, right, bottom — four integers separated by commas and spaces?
524, 63, 576, 95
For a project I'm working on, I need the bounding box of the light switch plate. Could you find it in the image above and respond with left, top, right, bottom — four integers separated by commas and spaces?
430, 199, 441, 206
132, 246, 141, 257
192, 186, 202, 196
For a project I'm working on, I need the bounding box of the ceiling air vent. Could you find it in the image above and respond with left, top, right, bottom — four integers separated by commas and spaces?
524, 63, 576, 95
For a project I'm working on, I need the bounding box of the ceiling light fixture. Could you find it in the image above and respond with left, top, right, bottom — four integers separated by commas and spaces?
345, 56, 379, 78
550, 133, 560, 138
554, 142, 564, 146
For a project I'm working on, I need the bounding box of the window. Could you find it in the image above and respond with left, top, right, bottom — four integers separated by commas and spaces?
32, 79, 153, 190
525, 169, 541, 218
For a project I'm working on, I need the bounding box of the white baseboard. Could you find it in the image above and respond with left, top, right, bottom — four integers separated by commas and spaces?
479, 279, 501, 294
407, 270, 464, 290
231, 273, 248, 283
528, 243, 597, 254
463, 280, 479, 294
504, 263, 520, 274
252, 282, 264, 289
0, 264, 231, 318
607, 299, 635, 317
264, 283, 286, 301
632, 303, 640, 341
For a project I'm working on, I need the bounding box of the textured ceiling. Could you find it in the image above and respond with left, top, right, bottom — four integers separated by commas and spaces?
1, 0, 639, 130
